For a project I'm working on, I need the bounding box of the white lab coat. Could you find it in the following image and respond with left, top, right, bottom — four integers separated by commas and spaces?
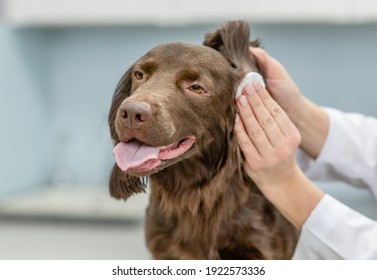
293, 107, 377, 259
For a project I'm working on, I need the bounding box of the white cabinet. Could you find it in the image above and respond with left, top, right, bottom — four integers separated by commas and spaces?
5, 0, 377, 26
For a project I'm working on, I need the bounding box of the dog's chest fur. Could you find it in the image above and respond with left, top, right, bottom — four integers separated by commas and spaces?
144, 152, 296, 260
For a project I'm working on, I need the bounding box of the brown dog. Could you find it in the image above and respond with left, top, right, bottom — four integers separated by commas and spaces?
108, 21, 298, 259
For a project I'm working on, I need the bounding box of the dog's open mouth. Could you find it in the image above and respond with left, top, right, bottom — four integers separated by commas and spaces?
113, 136, 196, 174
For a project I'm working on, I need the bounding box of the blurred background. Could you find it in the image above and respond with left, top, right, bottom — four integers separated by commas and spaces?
0, 0, 376, 259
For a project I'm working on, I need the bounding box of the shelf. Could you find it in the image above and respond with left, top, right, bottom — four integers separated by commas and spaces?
5, 0, 377, 26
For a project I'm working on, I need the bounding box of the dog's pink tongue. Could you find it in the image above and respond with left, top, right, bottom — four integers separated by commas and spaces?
113, 141, 160, 172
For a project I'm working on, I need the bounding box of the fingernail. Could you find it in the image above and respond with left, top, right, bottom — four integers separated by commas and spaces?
239, 95, 248, 107
235, 113, 240, 123
244, 84, 255, 96
253, 82, 263, 93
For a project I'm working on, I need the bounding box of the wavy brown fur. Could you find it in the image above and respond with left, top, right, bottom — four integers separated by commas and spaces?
108, 20, 298, 259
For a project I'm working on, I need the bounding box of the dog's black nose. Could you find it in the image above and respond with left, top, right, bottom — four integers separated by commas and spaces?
118, 101, 152, 129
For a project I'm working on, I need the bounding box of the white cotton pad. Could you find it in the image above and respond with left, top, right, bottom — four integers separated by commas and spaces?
235, 72, 266, 99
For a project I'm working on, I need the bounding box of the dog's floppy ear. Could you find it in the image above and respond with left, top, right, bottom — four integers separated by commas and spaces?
203, 20, 261, 73
109, 164, 146, 200
108, 67, 145, 200
109, 68, 132, 143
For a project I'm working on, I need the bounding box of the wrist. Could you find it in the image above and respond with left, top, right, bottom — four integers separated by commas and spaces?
291, 97, 329, 159
258, 166, 324, 230
284, 94, 308, 128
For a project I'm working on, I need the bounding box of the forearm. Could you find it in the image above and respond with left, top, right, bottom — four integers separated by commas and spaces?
293, 194, 377, 259
297, 107, 377, 191
258, 165, 325, 230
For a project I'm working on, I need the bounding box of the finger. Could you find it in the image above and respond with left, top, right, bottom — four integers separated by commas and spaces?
233, 113, 259, 160
237, 94, 273, 155
254, 83, 300, 141
250, 47, 291, 84
243, 84, 284, 148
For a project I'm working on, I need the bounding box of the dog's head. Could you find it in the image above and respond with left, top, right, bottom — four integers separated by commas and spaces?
109, 20, 261, 199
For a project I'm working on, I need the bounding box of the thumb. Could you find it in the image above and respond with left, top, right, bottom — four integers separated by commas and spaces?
250, 47, 290, 81
249, 47, 269, 74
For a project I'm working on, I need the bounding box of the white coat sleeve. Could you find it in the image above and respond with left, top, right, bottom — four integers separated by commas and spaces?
292, 194, 377, 259
297, 107, 377, 198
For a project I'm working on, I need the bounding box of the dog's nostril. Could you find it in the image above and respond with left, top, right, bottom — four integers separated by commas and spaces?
119, 101, 152, 129
136, 113, 144, 122
121, 110, 128, 119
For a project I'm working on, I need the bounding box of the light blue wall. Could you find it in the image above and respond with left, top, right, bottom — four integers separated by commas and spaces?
1, 23, 377, 197
253, 24, 377, 116
0, 26, 51, 196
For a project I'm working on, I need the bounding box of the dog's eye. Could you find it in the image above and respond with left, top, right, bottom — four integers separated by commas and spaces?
134, 71, 144, 80
189, 84, 205, 94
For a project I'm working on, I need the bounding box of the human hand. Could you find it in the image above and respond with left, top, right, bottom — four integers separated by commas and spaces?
250, 48, 303, 122
234, 82, 301, 189
251, 48, 329, 159
234, 83, 325, 230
